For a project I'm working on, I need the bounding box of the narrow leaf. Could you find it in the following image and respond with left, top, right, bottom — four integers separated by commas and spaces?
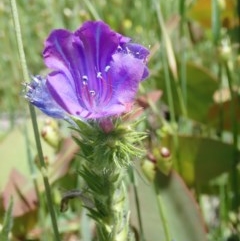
0, 197, 13, 241
162, 135, 239, 185
155, 171, 207, 241
129, 170, 207, 241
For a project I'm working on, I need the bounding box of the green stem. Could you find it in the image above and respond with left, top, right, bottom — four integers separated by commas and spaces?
153, 0, 187, 117
82, 0, 101, 20
79, 166, 131, 241
161, 45, 176, 125
217, 64, 224, 138
162, 44, 182, 175
225, 61, 239, 210
179, 50, 187, 107
10, 0, 60, 240
153, 181, 171, 241
100, 176, 129, 241
179, 0, 186, 37
129, 168, 145, 241
219, 184, 228, 231
23, 123, 48, 241
29, 106, 61, 240
23, 118, 42, 204
211, 0, 221, 45
75, 119, 144, 241
237, 0, 240, 53
179, 0, 187, 107
0, 197, 13, 240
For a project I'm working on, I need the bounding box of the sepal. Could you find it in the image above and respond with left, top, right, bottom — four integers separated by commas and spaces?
72, 116, 146, 169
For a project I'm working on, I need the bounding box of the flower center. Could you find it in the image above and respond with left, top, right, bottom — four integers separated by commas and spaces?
76, 64, 113, 117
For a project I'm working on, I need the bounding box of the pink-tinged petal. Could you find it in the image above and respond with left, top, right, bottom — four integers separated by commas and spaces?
43, 29, 88, 92
26, 21, 150, 120
74, 21, 122, 74
123, 43, 149, 60
46, 71, 90, 118
107, 53, 146, 106
142, 66, 149, 80
122, 42, 149, 81
43, 29, 74, 74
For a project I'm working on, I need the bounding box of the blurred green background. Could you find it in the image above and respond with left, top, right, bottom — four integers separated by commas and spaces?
0, 0, 240, 240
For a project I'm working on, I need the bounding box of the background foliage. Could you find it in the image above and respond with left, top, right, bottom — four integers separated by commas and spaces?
0, 0, 240, 240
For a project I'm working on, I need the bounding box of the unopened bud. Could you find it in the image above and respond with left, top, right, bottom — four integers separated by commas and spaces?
141, 160, 156, 182
217, 39, 232, 62
44, 118, 59, 130
99, 118, 114, 133
157, 147, 172, 175
160, 147, 171, 158
41, 119, 61, 149
147, 152, 157, 163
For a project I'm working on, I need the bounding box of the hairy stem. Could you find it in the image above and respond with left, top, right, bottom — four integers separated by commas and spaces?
82, 167, 131, 241
75, 119, 144, 241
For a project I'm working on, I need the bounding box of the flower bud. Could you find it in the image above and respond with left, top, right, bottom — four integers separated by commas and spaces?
156, 147, 173, 176
141, 159, 156, 182
217, 39, 232, 62
99, 118, 114, 133
160, 147, 171, 158
41, 119, 61, 149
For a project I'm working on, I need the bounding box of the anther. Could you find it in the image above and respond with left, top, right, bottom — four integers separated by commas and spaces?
89, 90, 95, 96
82, 75, 88, 85
105, 66, 110, 72
97, 72, 102, 79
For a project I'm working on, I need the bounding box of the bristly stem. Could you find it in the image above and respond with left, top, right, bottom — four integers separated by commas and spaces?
9, 0, 60, 240
74, 119, 145, 241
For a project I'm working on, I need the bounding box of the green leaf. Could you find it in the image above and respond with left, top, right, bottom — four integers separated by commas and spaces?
185, 62, 218, 120
155, 171, 207, 241
0, 197, 13, 241
157, 62, 218, 121
187, 0, 236, 29
129, 170, 207, 241
2, 169, 37, 217
161, 135, 239, 185
0, 120, 53, 190
208, 94, 240, 133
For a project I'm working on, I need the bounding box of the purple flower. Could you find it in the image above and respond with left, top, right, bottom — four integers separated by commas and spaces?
25, 21, 149, 120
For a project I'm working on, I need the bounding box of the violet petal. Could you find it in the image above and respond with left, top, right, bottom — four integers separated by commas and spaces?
106, 53, 146, 107
29, 21, 150, 120
24, 76, 68, 119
